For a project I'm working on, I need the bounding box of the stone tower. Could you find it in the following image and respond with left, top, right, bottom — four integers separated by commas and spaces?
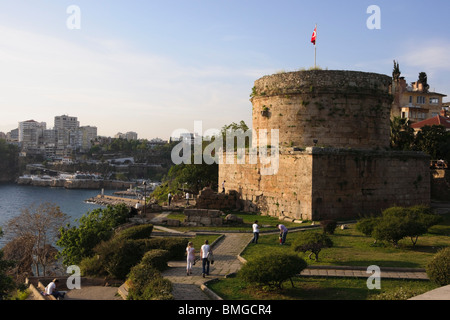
219, 70, 430, 221
252, 70, 392, 150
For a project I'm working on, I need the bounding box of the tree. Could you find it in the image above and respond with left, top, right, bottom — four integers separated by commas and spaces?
293, 232, 333, 261
0, 139, 19, 182
392, 60, 401, 81
414, 125, 450, 162
2, 235, 35, 283
417, 72, 430, 92
57, 204, 131, 266
0, 228, 16, 300
358, 206, 442, 247
4, 203, 68, 276
239, 252, 307, 289
152, 120, 249, 201
390, 117, 415, 150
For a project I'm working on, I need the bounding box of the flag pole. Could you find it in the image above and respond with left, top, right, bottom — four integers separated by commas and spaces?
314, 24, 317, 69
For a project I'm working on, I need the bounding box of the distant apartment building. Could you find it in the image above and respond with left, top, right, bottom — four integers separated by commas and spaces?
7, 128, 19, 142
18, 120, 46, 151
14, 115, 97, 158
114, 131, 138, 140
79, 126, 98, 150
391, 76, 447, 123
54, 115, 80, 131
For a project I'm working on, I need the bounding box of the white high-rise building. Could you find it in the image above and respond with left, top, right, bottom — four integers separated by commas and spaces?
18, 120, 46, 150
54, 115, 79, 131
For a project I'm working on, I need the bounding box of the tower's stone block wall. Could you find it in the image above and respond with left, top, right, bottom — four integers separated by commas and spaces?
251, 70, 393, 150
219, 70, 431, 221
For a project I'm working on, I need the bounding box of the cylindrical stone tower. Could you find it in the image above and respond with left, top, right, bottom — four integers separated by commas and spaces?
251, 70, 393, 150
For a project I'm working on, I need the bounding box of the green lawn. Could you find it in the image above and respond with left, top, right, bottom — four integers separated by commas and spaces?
207, 275, 438, 300
241, 226, 449, 269
207, 212, 450, 300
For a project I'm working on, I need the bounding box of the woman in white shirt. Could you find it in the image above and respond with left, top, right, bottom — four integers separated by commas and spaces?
186, 242, 195, 276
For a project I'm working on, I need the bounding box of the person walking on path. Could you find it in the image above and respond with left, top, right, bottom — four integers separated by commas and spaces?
200, 240, 212, 278
186, 242, 196, 276
251, 220, 260, 244
168, 192, 172, 206
222, 180, 226, 193
277, 224, 288, 245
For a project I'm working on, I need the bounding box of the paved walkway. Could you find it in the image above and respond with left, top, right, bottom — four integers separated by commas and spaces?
161, 233, 252, 300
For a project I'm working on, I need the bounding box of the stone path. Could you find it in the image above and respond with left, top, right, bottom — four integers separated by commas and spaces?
301, 265, 429, 280
161, 233, 252, 300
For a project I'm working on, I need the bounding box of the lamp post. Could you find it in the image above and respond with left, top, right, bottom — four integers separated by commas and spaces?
143, 181, 147, 215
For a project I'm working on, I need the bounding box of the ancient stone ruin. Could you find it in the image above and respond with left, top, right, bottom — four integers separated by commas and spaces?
219, 70, 430, 221
195, 187, 241, 210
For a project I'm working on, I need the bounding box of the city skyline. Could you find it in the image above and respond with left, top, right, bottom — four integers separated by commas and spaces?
0, 0, 449, 140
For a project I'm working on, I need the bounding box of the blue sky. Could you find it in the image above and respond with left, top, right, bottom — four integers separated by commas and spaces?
0, 0, 449, 139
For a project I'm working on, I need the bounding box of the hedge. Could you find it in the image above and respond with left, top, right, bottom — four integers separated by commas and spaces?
126, 263, 173, 300
427, 247, 450, 286
239, 252, 307, 289
115, 224, 154, 241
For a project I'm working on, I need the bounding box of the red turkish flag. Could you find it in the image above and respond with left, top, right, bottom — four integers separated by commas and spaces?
311, 26, 317, 45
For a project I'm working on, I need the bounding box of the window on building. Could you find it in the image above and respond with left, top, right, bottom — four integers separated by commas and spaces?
429, 97, 439, 104
417, 96, 426, 104
409, 96, 413, 103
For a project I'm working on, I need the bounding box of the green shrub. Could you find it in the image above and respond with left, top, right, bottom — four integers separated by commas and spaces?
320, 220, 337, 235
57, 204, 132, 265
144, 238, 187, 260
357, 206, 442, 247
356, 217, 378, 237
140, 249, 170, 272
79, 255, 107, 277
426, 247, 450, 286
239, 252, 307, 289
93, 238, 149, 279
372, 215, 406, 247
127, 263, 173, 300
115, 224, 154, 241
293, 231, 333, 261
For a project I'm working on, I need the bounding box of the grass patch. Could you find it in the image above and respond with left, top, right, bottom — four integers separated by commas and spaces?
207, 276, 438, 300
241, 219, 450, 268
191, 234, 222, 251
209, 212, 450, 300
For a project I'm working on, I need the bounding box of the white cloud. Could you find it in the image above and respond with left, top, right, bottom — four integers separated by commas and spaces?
397, 39, 450, 97
0, 25, 260, 138
400, 39, 450, 71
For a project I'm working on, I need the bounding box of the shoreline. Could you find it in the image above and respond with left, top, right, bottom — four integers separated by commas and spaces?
16, 175, 141, 190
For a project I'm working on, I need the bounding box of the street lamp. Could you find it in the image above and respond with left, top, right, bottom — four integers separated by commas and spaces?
143, 181, 147, 215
